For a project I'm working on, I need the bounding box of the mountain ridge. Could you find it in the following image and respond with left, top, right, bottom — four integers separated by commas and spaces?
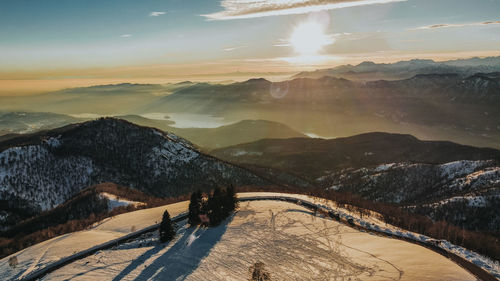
0, 118, 272, 227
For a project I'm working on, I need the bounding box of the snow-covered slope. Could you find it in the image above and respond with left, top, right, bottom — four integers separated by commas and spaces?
0, 201, 188, 281
0, 118, 267, 221
41, 200, 476, 281
318, 160, 500, 233
1, 193, 498, 281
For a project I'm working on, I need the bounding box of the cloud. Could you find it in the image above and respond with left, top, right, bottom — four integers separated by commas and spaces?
120, 34, 132, 38
203, 0, 406, 20
223, 45, 247, 51
413, 20, 500, 30
150, 11, 166, 17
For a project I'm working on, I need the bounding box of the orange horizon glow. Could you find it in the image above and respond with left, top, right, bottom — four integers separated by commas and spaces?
1, 49, 500, 96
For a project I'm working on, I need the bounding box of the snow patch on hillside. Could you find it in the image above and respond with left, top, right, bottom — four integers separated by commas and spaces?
439, 160, 488, 180
99, 192, 145, 211
448, 167, 500, 190
44, 136, 62, 148
374, 163, 395, 172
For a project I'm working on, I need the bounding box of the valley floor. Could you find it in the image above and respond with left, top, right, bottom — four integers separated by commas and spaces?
43, 200, 473, 281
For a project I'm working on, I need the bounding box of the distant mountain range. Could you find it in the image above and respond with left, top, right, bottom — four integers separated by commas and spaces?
1, 56, 499, 150
293, 56, 500, 81
0, 112, 82, 136
148, 73, 500, 148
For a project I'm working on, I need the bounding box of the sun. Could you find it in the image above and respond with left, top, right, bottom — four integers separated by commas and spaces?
290, 21, 333, 55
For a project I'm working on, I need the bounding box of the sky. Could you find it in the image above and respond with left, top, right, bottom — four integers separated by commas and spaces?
0, 0, 499, 94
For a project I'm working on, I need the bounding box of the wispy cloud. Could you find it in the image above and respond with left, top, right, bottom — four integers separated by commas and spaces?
120, 34, 132, 38
223, 45, 247, 51
413, 20, 500, 30
203, 0, 406, 20
150, 11, 166, 17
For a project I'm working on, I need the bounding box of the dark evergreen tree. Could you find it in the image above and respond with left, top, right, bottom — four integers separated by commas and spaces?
208, 187, 224, 226
159, 210, 175, 243
188, 191, 203, 226
226, 185, 238, 212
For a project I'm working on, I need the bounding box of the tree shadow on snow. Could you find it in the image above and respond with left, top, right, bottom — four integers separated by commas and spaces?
285, 208, 316, 216
111, 240, 168, 281
130, 217, 232, 281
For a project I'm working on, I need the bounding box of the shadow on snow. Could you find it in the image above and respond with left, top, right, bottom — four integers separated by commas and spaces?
113, 217, 232, 281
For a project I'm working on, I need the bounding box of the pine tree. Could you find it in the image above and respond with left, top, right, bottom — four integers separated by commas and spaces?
188, 191, 203, 226
159, 210, 175, 243
226, 185, 238, 212
208, 187, 223, 226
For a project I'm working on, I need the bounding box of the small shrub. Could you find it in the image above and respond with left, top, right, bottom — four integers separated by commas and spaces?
8, 256, 18, 269
249, 261, 271, 281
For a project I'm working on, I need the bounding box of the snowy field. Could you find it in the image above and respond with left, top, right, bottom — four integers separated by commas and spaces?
43, 200, 474, 281
1, 192, 498, 280
0, 202, 188, 281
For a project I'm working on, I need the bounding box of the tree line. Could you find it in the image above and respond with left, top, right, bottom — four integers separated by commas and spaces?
158, 186, 238, 244
188, 186, 238, 227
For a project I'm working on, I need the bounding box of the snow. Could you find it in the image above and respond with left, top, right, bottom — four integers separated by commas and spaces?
44, 137, 61, 148
150, 140, 198, 164
1, 192, 498, 280
43, 200, 475, 281
304, 132, 329, 139
0, 201, 188, 281
99, 192, 145, 211
374, 163, 395, 172
238, 192, 500, 280
0, 145, 95, 211
439, 160, 489, 180
426, 194, 496, 208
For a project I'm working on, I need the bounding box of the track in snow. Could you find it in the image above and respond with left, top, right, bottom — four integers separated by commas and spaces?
18, 195, 498, 281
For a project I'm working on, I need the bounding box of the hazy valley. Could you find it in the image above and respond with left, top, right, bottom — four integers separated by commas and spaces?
1, 57, 500, 281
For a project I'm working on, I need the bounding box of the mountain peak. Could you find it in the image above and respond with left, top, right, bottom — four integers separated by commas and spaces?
241, 78, 271, 84
357, 61, 377, 67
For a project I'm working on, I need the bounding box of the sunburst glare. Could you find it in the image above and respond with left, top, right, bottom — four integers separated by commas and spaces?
290, 21, 334, 56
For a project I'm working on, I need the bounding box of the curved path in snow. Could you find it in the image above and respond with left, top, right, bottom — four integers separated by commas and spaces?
20, 194, 497, 281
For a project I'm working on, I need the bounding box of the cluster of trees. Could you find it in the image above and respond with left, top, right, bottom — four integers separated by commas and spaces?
412, 197, 500, 233
188, 186, 238, 227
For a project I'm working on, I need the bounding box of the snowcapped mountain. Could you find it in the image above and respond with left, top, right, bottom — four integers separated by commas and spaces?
0, 118, 268, 223
211, 135, 500, 234
317, 160, 500, 233
292, 56, 500, 81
